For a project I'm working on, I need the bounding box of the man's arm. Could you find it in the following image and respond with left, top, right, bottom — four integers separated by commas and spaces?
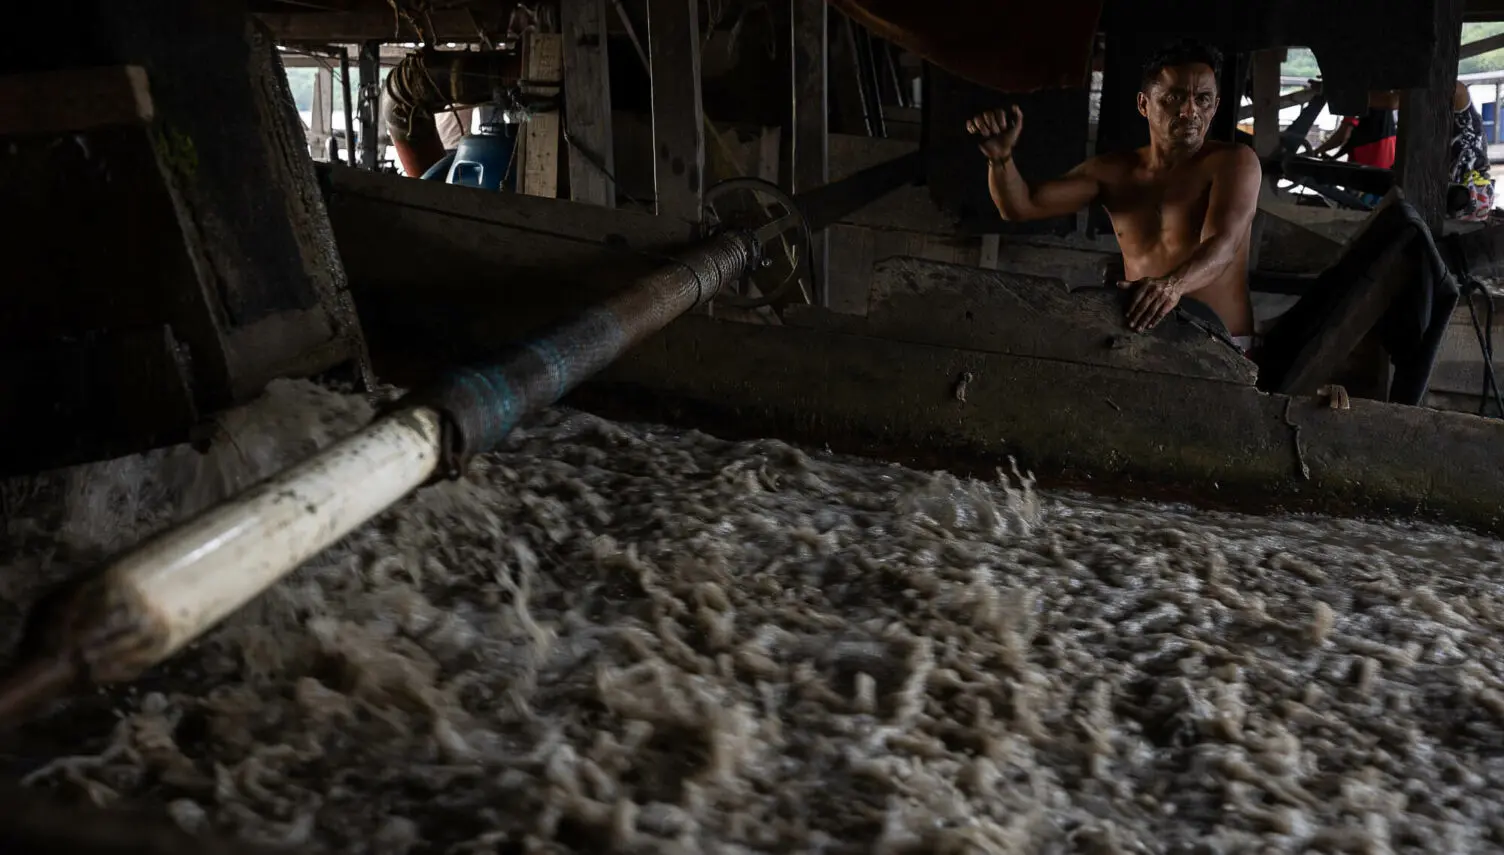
1309, 120, 1353, 156
1122, 146, 1262, 331
1178, 146, 1262, 292
987, 156, 1102, 222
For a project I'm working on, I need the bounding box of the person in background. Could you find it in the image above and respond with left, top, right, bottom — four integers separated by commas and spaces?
1449, 81, 1495, 222
1307, 92, 1401, 170
1304, 88, 1400, 207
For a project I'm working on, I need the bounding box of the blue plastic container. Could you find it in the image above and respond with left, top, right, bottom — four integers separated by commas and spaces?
446, 124, 519, 191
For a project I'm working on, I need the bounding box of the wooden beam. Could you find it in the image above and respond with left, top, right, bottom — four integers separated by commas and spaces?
1396, 0, 1465, 232
0, 66, 153, 137
792, 0, 829, 306
1251, 49, 1284, 159
324, 162, 695, 275
519, 32, 564, 197
1238, 85, 1317, 121
647, 0, 705, 222
1467, 0, 1504, 21
255, 11, 510, 43
561, 0, 615, 207
1460, 29, 1504, 59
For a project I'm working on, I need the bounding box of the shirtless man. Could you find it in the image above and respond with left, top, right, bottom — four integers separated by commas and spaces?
966, 40, 1262, 346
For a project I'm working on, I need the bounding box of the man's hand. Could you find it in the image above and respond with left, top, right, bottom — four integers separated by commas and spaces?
967, 106, 1024, 163
1117, 276, 1184, 332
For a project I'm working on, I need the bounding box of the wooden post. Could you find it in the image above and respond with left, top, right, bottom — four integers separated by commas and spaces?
757, 127, 782, 184
791, 0, 829, 305
340, 47, 356, 168
1495, 82, 1503, 144
1396, 0, 1465, 233
647, 0, 705, 222
1212, 50, 1250, 143
520, 33, 564, 197
562, 0, 615, 207
357, 40, 381, 170
1251, 49, 1284, 160
310, 66, 333, 161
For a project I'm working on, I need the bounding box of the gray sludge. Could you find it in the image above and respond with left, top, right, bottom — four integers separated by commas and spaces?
3, 381, 1504, 854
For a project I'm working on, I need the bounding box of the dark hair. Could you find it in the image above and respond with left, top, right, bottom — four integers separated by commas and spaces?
1141, 39, 1223, 91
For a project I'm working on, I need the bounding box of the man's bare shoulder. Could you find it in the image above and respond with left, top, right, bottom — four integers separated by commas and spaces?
1200, 140, 1261, 174
1077, 148, 1143, 178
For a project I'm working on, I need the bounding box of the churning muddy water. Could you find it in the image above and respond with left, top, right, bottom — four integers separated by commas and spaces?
2, 380, 1502, 854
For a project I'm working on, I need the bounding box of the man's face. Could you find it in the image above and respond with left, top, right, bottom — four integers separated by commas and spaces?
1137, 63, 1219, 150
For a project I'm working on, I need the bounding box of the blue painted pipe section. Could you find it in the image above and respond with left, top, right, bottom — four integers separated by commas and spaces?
409, 231, 759, 472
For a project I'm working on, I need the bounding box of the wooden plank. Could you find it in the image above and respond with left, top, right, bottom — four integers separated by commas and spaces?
1396, 0, 1465, 232
562, 0, 615, 207
0, 65, 153, 137
324, 163, 696, 273
979, 235, 1000, 269
1275, 235, 1419, 396
791, 0, 830, 306
825, 224, 876, 314
864, 257, 1258, 384
647, 0, 706, 222
582, 312, 1504, 534
323, 163, 701, 379
520, 33, 564, 198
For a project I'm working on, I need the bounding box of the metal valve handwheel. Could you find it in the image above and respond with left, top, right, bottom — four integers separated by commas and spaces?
702, 177, 815, 310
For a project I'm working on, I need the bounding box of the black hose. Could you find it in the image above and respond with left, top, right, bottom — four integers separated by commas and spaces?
1461, 278, 1504, 418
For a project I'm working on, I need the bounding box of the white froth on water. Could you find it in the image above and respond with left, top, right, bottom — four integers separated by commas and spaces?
2, 380, 1504, 853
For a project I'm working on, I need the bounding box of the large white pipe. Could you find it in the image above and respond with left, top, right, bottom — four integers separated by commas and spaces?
0, 228, 760, 730
71, 406, 444, 684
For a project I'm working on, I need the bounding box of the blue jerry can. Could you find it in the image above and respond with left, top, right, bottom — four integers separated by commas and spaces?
447, 124, 520, 191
